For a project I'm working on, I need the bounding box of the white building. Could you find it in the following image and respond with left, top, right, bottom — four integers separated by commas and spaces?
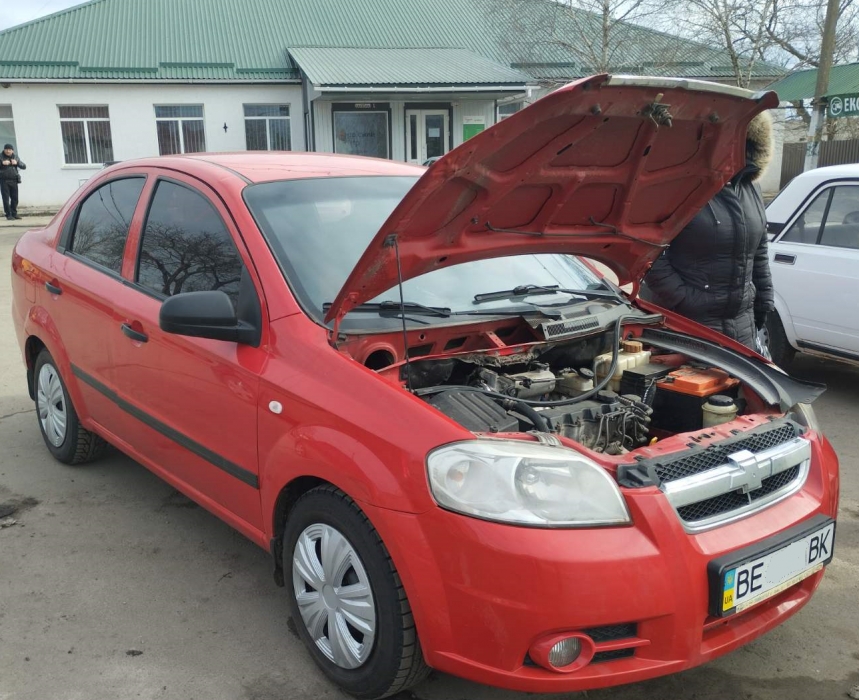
0, 0, 784, 207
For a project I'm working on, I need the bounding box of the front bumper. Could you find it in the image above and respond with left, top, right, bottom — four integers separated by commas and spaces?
365, 435, 838, 693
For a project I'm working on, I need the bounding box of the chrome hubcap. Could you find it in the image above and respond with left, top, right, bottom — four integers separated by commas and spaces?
292, 523, 376, 669
37, 364, 67, 447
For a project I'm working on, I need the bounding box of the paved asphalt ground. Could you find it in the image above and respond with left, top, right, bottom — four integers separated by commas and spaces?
0, 220, 857, 700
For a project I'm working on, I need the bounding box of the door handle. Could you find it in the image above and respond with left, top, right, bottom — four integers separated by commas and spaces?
774, 253, 796, 265
45, 280, 62, 295
120, 323, 149, 343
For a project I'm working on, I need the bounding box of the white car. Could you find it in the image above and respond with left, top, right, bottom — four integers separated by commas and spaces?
765, 164, 859, 367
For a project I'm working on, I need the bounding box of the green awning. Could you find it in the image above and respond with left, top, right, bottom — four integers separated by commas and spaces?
766, 63, 859, 102
287, 47, 532, 86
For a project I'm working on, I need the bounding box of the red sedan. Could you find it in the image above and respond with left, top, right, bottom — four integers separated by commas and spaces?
11, 76, 838, 699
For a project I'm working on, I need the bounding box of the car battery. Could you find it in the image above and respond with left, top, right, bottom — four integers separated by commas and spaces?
651, 366, 740, 433
619, 363, 672, 405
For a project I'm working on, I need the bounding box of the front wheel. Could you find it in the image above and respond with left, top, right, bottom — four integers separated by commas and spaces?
765, 311, 796, 369
283, 485, 429, 699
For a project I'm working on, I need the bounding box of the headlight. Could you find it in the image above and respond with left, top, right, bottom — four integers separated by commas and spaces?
426, 440, 631, 527
791, 402, 820, 434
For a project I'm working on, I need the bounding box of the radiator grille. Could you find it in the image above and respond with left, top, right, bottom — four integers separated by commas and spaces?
654, 423, 800, 483
677, 465, 801, 522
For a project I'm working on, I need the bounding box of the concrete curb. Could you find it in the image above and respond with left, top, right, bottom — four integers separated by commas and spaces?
0, 217, 54, 231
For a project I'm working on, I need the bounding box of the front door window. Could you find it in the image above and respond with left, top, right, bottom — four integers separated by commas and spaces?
406, 109, 450, 164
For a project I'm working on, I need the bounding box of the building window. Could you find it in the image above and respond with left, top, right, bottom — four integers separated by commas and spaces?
59, 106, 114, 165
332, 104, 390, 159
155, 105, 206, 155
244, 104, 291, 151
0, 105, 15, 151
497, 101, 524, 120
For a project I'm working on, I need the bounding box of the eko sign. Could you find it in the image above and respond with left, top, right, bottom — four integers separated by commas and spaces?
827, 94, 859, 118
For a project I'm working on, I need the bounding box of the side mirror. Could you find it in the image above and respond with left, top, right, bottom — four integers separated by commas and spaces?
160, 291, 258, 345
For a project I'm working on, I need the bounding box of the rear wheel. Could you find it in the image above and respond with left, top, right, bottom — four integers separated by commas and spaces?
765, 311, 796, 369
34, 350, 107, 464
283, 485, 429, 699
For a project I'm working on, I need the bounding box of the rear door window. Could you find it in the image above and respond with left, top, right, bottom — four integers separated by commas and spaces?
780, 184, 859, 249
818, 185, 859, 249
136, 180, 244, 307
69, 178, 146, 273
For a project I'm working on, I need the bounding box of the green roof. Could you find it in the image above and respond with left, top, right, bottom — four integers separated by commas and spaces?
766, 63, 859, 102
0, 0, 785, 83
288, 47, 531, 86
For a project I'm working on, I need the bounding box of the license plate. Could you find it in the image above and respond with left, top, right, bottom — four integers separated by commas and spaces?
708, 515, 835, 617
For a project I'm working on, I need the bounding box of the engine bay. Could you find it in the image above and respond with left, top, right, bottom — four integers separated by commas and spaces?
350, 304, 824, 456
385, 328, 760, 455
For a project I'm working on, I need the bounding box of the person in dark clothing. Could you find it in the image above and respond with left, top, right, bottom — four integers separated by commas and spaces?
1, 143, 26, 220
641, 112, 774, 349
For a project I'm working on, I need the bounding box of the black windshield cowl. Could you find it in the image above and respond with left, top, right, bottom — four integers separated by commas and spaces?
321, 300, 550, 321
473, 284, 620, 304
323, 301, 452, 317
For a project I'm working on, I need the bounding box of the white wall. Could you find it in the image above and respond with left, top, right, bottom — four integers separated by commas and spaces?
758, 109, 785, 196
1, 82, 304, 207
313, 101, 334, 153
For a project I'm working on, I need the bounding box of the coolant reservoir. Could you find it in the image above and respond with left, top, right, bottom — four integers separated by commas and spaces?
702, 395, 738, 427
558, 369, 594, 395
594, 351, 614, 378
596, 342, 653, 392
622, 340, 651, 367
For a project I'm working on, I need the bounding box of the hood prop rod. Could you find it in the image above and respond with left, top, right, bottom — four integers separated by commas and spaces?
384, 234, 414, 393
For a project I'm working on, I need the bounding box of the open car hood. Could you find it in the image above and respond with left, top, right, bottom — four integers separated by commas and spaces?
325, 74, 778, 324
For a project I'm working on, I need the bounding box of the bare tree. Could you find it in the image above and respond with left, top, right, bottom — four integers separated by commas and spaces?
475, 0, 685, 85
549, 0, 683, 74
762, 0, 859, 68
675, 0, 859, 93
71, 218, 127, 271
138, 223, 243, 300
672, 0, 780, 86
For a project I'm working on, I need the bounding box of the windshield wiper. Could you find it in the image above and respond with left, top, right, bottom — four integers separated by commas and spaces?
323, 301, 452, 317
473, 284, 619, 304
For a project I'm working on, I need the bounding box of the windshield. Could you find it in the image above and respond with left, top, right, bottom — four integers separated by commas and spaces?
244, 176, 610, 328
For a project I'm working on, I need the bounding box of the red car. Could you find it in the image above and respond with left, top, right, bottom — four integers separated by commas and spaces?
11, 75, 838, 699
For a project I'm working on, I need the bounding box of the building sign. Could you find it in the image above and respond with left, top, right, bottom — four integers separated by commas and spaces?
827, 94, 859, 118
463, 115, 485, 141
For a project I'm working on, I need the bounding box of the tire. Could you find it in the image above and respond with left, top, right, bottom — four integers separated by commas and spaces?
283, 485, 429, 699
33, 349, 108, 465
765, 311, 796, 369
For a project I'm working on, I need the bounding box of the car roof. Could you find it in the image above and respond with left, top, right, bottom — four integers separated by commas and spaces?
793, 163, 859, 182
767, 163, 859, 223
103, 152, 426, 184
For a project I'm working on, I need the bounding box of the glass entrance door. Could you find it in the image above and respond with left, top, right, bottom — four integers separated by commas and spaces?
405, 109, 450, 164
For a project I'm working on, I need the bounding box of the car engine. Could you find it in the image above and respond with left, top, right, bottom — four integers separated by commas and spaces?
425, 366, 653, 455
409, 336, 746, 455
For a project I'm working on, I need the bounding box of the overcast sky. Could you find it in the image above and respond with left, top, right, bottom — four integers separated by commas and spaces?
1, 0, 88, 31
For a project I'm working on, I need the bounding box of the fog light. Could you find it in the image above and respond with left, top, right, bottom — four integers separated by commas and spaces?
547, 637, 581, 668
529, 632, 594, 672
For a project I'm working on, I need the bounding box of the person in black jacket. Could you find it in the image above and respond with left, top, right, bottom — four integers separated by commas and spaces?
641, 112, 774, 349
1, 143, 26, 220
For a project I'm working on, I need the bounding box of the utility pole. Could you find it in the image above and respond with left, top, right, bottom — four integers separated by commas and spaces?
804, 0, 840, 170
